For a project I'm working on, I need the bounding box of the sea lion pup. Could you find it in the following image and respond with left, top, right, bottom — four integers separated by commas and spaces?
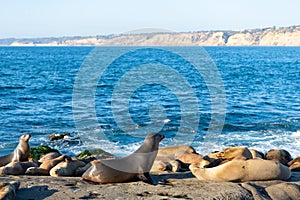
151, 156, 182, 173
151, 160, 172, 172
75, 160, 100, 176
0, 161, 38, 175
50, 157, 87, 177
157, 145, 196, 158
288, 156, 300, 171
265, 149, 292, 166
0, 134, 31, 167
205, 146, 253, 165
25, 155, 68, 175
82, 133, 165, 184
174, 151, 210, 168
189, 159, 291, 182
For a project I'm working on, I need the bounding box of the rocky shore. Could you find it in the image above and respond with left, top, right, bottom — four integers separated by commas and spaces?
1, 134, 300, 199
0, 171, 299, 199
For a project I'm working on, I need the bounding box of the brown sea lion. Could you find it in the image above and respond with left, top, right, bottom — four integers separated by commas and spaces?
150, 156, 182, 173
174, 151, 210, 168
190, 159, 291, 182
50, 157, 86, 177
205, 146, 253, 165
0, 181, 20, 200
265, 149, 292, 166
249, 149, 264, 159
0, 134, 31, 167
74, 160, 100, 176
38, 152, 61, 163
151, 160, 172, 172
288, 156, 300, 171
26, 155, 68, 175
82, 133, 164, 184
0, 161, 38, 175
157, 145, 196, 158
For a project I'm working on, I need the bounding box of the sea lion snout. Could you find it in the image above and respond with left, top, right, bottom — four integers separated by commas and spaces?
147, 132, 165, 141
20, 134, 31, 142
159, 134, 165, 141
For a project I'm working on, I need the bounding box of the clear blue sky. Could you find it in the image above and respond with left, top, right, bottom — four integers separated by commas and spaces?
0, 0, 299, 38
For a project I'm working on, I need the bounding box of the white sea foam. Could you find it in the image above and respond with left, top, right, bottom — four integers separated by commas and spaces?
193, 130, 300, 158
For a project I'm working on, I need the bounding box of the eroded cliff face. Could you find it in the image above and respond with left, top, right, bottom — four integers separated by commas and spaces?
6, 25, 300, 46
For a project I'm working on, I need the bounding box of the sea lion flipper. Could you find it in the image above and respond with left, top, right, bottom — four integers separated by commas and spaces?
138, 172, 157, 185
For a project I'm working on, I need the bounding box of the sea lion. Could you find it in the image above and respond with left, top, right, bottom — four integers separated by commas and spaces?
50, 157, 86, 177
82, 133, 164, 184
288, 156, 300, 171
38, 152, 61, 163
151, 160, 172, 172
174, 151, 210, 168
205, 146, 253, 165
0, 134, 31, 167
157, 145, 195, 158
151, 156, 182, 172
265, 149, 292, 166
0, 181, 20, 200
249, 149, 264, 159
190, 159, 291, 182
75, 160, 100, 176
0, 162, 38, 175
26, 155, 68, 175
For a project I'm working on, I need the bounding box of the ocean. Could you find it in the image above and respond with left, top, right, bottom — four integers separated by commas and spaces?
0, 46, 299, 157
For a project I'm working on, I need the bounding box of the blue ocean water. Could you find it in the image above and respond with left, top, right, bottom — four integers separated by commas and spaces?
0, 46, 299, 157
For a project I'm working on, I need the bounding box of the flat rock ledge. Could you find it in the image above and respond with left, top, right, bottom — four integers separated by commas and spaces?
1, 172, 300, 200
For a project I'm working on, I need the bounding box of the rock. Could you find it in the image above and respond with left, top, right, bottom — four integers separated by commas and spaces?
76, 150, 92, 159
30, 146, 59, 161
241, 183, 270, 200
265, 182, 300, 199
77, 149, 115, 160
49, 133, 70, 141
0, 181, 20, 200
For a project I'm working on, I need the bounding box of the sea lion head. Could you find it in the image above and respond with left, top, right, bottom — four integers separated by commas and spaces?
134, 133, 165, 156
20, 134, 31, 142
266, 149, 292, 166
143, 133, 165, 153
145, 132, 165, 142
209, 146, 252, 160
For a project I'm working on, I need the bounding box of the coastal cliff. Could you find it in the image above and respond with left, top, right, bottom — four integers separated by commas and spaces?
2, 25, 300, 46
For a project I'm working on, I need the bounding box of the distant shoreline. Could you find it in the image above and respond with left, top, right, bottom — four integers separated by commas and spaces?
1, 24, 300, 46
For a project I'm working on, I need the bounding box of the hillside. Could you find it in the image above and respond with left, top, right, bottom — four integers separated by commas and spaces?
1, 25, 300, 46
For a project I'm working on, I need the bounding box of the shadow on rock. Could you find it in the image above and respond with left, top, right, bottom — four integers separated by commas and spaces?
15, 185, 58, 200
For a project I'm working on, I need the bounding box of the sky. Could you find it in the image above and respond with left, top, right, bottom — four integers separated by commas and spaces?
0, 0, 299, 38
